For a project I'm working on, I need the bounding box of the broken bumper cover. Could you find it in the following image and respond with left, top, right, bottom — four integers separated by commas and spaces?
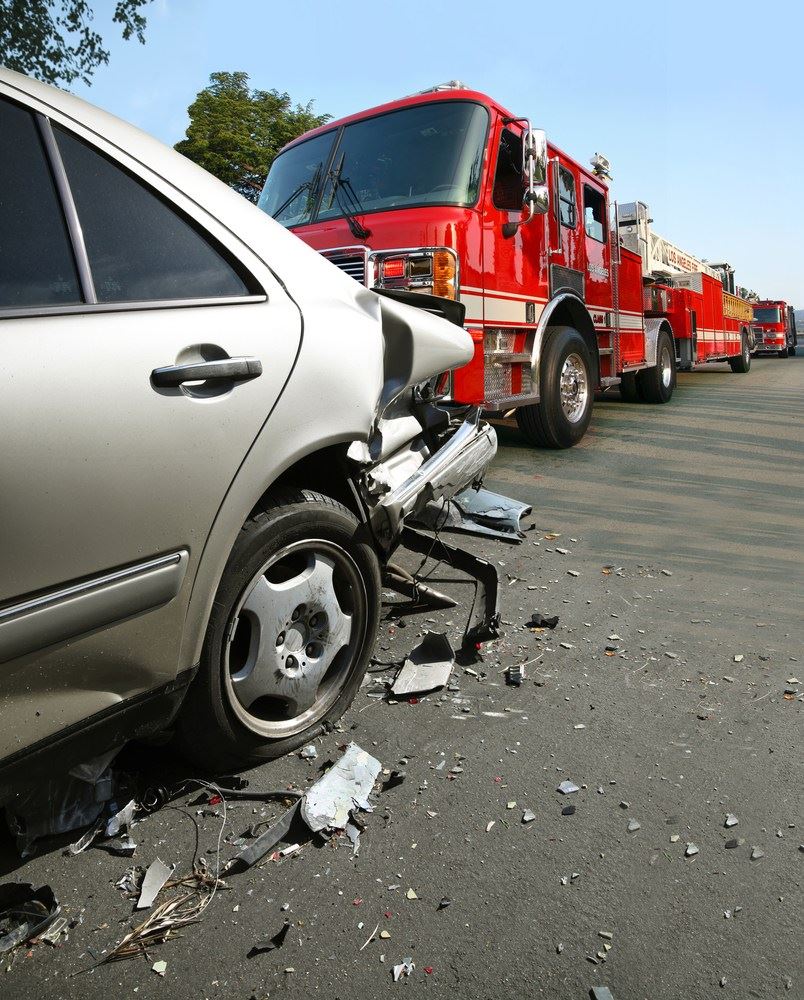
377, 411, 497, 524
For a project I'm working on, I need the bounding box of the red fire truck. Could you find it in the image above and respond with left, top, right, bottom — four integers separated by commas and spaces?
751, 300, 797, 357
258, 83, 746, 447
616, 203, 755, 379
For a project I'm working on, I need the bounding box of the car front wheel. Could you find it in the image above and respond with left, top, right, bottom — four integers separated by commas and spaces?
178, 489, 381, 770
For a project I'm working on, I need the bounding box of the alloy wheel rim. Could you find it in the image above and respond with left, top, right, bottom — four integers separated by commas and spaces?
560, 352, 589, 423
223, 539, 366, 739
660, 345, 673, 388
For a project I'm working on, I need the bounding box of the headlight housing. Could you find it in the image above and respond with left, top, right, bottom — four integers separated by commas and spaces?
370, 247, 458, 301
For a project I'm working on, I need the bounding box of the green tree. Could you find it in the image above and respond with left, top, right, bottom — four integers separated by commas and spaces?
175, 71, 330, 203
0, 0, 150, 86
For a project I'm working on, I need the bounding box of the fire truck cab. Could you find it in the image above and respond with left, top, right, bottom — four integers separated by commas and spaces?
258, 83, 676, 449
752, 300, 797, 357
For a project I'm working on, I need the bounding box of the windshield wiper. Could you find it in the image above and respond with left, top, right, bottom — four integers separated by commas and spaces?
328, 154, 371, 240
271, 162, 323, 221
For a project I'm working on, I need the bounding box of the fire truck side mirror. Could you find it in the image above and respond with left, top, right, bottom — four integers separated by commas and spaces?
523, 128, 548, 216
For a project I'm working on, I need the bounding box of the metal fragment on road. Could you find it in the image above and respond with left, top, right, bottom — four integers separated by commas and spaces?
301, 743, 381, 833
413, 486, 532, 542
136, 858, 174, 910
393, 957, 415, 981
391, 632, 454, 696
557, 780, 580, 795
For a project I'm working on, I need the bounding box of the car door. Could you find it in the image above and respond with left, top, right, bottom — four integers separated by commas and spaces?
0, 94, 302, 762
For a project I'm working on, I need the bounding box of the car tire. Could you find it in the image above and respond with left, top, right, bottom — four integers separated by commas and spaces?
515, 326, 594, 448
729, 332, 751, 373
177, 489, 381, 771
619, 371, 642, 403
636, 330, 675, 403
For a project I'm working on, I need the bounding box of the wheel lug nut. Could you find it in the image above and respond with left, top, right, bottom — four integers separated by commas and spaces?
286, 654, 297, 669
306, 643, 316, 657
276, 632, 285, 646
291, 605, 305, 622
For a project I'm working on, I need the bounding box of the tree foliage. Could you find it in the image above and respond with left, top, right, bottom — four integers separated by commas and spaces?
175, 71, 330, 203
0, 0, 150, 86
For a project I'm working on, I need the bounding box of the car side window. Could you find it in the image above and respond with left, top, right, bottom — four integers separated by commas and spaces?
53, 125, 250, 303
0, 98, 82, 310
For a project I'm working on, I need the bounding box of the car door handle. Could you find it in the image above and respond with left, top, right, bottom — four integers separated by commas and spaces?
151, 357, 263, 387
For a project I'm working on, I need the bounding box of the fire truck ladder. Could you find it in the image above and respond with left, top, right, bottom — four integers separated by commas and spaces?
597, 208, 622, 386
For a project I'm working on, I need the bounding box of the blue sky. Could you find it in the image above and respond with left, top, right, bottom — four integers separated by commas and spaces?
73, 0, 803, 306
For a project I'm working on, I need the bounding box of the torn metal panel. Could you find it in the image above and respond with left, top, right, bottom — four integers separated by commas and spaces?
301, 743, 381, 833
413, 486, 532, 542
391, 631, 454, 696
136, 859, 175, 910
227, 801, 301, 873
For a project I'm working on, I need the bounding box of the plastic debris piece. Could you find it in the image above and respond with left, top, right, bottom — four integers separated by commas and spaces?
0, 883, 61, 953
591, 988, 615, 999
750, 846, 764, 861
627, 819, 641, 833
152, 960, 167, 976
406, 888, 418, 900
360, 922, 380, 950
380, 930, 391, 939
685, 843, 699, 857
247, 922, 290, 957
485, 820, 495, 833
345, 822, 362, 856
567, 570, 579, 577
106, 799, 137, 838
300, 745, 318, 760
302, 743, 381, 833
391, 632, 454, 696
393, 957, 415, 981
506, 664, 525, 686
522, 809, 536, 823
527, 612, 560, 629
557, 780, 580, 795
733, 654, 744, 662
37, 915, 68, 946
413, 487, 532, 542
136, 859, 174, 910
507, 801, 517, 810
599, 931, 613, 940
725, 814, 738, 828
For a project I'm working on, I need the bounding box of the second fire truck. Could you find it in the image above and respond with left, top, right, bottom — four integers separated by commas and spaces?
751, 300, 797, 357
259, 82, 753, 448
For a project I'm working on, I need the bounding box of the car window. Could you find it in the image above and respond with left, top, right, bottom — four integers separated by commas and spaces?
0, 98, 82, 310
54, 126, 250, 303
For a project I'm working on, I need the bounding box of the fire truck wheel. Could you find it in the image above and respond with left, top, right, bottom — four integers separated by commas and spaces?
636, 330, 675, 404
778, 347, 789, 358
729, 332, 751, 373
619, 372, 642, 403
789, 345, 796, 357
515, 326, 594, 448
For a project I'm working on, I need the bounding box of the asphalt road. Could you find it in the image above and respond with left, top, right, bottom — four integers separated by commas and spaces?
3, 355, 802, 1000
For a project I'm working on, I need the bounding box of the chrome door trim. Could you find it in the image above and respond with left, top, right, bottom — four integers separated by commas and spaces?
0, 550, 189, 665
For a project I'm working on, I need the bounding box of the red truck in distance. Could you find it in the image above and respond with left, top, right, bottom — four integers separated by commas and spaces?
751, 301, 797, 357
259, 83, 750, 447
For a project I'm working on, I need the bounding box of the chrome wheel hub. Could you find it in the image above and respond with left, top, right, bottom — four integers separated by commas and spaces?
560, 353, 589, 423
224, 540, 364, 739
660, 345, 673, 388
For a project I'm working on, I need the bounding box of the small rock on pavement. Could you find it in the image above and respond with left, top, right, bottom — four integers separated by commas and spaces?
725, 813, 738, 828
661, 569, 673, 576
627, 819, 641, 833
567, 570, 580, 577
152, 961, 167, 976
733, 654, 744, 662
750, 847, 765, 861
522, 809, 537, 824
557, 780, 580, 794
685, 843, 699, 857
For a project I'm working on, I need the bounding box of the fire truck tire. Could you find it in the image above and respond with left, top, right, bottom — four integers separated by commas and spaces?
778, 347, 789, 358
729, 332, 751, 373
789, 345, 796, 357
515, 326, 594, 448
636, 331, 675, 404
619, 372, 642, 403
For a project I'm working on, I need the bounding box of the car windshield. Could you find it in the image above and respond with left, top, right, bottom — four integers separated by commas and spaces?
753, 307, 781, 324
259, 101, 489, 228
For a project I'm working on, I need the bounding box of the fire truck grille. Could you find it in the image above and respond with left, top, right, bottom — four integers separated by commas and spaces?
319, 249, 368, 284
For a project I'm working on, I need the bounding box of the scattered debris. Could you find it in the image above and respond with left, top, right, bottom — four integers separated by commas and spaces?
526, 612, 559, 629
247, 922, 290, 957
627, 819, 641, 833
685, 843, 700, 857
591, 986, 615, 999
391, 632, 454, 696
522, 809, 536, 824
413, 487, 532, 542
557, 780, 580, 795
750, 847, 764, 861
393, 957, 415, 981
506, 663, 525, 686
437, 898, 452, 910
152, 959, 167, 976
0, 883, 60, 954
733, 654, 744, 663
725, 814, 739, 828
300, 745, 318, 760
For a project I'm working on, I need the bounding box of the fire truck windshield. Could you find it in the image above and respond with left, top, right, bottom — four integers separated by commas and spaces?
259, 101, 489, 228
753, 307, 782, 324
